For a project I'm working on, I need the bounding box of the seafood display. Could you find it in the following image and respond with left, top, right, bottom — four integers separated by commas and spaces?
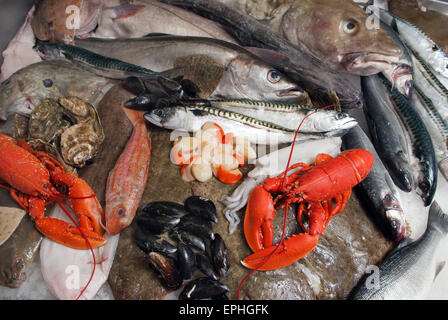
171, 122, 256, 184
2, 0, 448, 302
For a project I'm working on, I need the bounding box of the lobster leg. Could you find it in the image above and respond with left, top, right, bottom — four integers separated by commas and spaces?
241, 233, 319, 270
244, 185, 275, 252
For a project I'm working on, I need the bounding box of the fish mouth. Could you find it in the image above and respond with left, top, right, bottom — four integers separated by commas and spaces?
144, 112, 163, 127
385, 209, 407, 243
339, 52, 401, 75
275, 87, 304, 98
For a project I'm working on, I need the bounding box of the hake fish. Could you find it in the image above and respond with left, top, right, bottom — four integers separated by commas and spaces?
144, 104, 356, 145
349, 201, 448, 300
362, 75, 414, 192
0, 60, 116, 122
342, 125, 406, 243
74, 36, 304, 102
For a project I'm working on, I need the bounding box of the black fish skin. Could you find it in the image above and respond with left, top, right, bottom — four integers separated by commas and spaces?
362, 75, 414, 192
378, 74, 438, 207
349, 202, 448, 300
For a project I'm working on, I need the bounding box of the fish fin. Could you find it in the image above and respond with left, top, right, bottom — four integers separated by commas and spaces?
107, 4, 146, 19
428, 201, 448, 234
435, 261, 446, 280
243, 47, 290, 66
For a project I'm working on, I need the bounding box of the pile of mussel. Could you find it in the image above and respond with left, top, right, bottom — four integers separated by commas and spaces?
134, 196, 230, 300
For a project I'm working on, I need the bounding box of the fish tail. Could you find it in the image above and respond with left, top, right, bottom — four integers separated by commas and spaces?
428, 201, 448, 235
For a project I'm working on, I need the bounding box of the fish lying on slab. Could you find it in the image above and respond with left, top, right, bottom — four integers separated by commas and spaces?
342, 124, 407, 243
349, 201, 448, 300
362, 75, 414, 192
378, 73, 438, 207
110, 0, 365, 109
144, 104, 356, 145
411, 87, 448, 181
178, 0, 402, 75
74, 36, 304, 102
0, 60, 117, 122
34, 41, 184, 80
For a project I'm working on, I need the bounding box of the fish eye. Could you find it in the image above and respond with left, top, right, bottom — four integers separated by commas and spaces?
2, 79, 11, 87
342, 20, 359, 35
267, 70, 281, 83
406, 80, 413, 88
42, 79, 53, 88
154, 109, 166, 117
117, 207, 125, 216
336, 113, 345, 120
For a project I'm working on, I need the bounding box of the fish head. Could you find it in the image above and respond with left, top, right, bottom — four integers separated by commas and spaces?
33, 41, 63, 60
0, 76, 30, 121
106, 203, 131, 236
308, 110, 358, 132
281, 0, 402, 75
226, 54, 303, 101
382, 64, 414, 98
144, 107, 184, 130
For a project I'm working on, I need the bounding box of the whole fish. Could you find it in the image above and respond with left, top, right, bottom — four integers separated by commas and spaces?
105, 119, 151, 235
412, 88, 448, 181
349, 201, 448, 300
362, 75, 414, 192
144, 104, 355, 145
342, 125, 406, 243
379, 74, 438, 207
174, 0, 402, 74
74, 36, 304, 102
0, 60, 116, 122
34, 41, 183, 80
380, 9, 448, 79
157, 0, 364, 109
203, 99, 356, 133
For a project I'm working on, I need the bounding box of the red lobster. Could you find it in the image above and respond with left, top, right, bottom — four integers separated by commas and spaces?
242, 149, 374, 270
0, 134, 106, 250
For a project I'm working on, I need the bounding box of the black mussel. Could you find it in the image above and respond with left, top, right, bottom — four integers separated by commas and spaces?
211, 234, 230, 278
134, 228, 177, 255
142, 201, 188, 217
124, 94, 161, 110
196, 252, 219, 280
177, 244, 196, 281
179, 277, 229, 300
177, 215, 214, 240
148, 252, 182, 290
184, 196, 218, 223
169, 228, 206, 252
136, 212, 181, 235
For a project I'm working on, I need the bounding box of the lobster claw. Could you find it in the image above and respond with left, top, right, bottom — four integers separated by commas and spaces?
35, 217, 107, 250
241, 233, 319, 270
243, 185, 275, 252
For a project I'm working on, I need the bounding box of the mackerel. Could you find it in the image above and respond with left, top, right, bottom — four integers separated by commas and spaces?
144, 105, 351, 145
379, 74, 437, 207
34, 41, 181, 80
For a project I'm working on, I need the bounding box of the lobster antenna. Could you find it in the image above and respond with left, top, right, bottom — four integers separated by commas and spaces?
237, 104, 335, 300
